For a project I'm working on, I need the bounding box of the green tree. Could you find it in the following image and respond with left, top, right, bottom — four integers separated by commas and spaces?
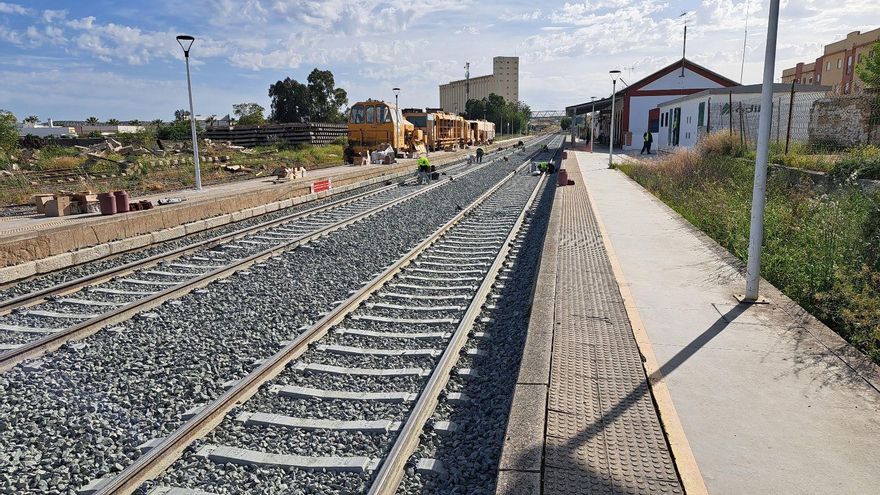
24, 115, 39, 124
269, 77, 313, 123
560, 116, 572, 130
107, 118, 120, 125
856, 41, 880, 89
307, 68, 348, 122
464, 93, 531, 135
268, 68, 348, 123
174, 109, 190, 122
157, 119, 202, 140
85, 116, 99, 125
0, 109, 18, 160
233, 103, 266, 125
129, 119, 141, 126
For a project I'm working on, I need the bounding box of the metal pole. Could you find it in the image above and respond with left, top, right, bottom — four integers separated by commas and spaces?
706, 96, 712, 135
776, 96, 781, 144
184, 54, 202, 191
728, 91, 734, 135
744, 0, 781, 301
784, 80, 795, 154
590, 99, 596, 152
609, 80, 617, 168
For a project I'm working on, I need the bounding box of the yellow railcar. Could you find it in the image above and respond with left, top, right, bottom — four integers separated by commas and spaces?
346, 99, 420, 163
403, 108, 468, 151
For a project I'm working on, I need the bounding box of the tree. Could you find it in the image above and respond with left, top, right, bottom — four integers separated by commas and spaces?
85, 116, 99, 125
150, 119, 163, 127
24, 115, 39, 124
233, 103, 266, 126
307, 68, 347, 122
856, 41, 880, 89
107, 118, 120, 125
560, 116, 572, 130
157, 119, 202, 140
174, 109, 190, 122
0, 110, 18, 159
268, 68, 348, 123
129, 119, 141, 126
269, 77, 312, 123
464, 93, 531, 135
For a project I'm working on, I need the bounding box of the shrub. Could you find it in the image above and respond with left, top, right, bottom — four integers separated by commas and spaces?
697, 131, 747, 158
829, 145, 880, 181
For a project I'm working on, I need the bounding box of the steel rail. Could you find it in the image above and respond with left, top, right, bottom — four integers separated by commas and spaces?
96, 150, 531, 495
0, 136, 524, 302
367, 140, 559, 495
93, 148, 543, 495
0, 143, 550, 373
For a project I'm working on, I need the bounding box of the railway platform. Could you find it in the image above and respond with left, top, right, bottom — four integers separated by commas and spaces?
497, 150, 880, 494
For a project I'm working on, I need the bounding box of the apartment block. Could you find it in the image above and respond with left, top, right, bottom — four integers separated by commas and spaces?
781, 27, 880, 94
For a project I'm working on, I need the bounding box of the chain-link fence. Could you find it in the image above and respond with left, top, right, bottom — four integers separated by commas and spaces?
702, 87, 880, 154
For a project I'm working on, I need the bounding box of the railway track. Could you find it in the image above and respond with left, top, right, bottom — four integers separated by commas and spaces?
0, 136, 552, 372
83, 135, 565, 495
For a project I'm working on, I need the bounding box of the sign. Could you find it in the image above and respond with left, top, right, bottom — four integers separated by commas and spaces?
311, 178, 332, 194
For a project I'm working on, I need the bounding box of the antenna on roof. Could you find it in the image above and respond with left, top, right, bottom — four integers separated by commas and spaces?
679, 11, 693, 77
740, 2, 751, 83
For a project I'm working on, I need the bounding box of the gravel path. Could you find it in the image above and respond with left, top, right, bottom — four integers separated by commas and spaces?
0, 142, 547, 494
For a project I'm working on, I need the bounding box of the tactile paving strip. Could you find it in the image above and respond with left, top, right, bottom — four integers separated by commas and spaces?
543, 159, 683, 495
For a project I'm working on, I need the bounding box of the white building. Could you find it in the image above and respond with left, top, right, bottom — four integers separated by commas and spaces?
16, 120, 76, 138
439, 56, 519, 113
656, 83, 831, 150
567, 59, 739, 150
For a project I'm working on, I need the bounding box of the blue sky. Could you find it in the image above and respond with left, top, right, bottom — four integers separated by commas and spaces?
1, 1, 878, 121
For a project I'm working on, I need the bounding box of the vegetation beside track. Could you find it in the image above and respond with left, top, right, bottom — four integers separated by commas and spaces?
618, 132, 880, 363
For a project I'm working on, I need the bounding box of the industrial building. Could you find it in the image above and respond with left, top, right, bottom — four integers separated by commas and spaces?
781, 27, 880, 94
439, 56, 519, 114
566, 58, 738, 151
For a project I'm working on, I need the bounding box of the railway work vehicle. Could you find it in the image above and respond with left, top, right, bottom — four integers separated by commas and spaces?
404, 108, 495, 151
345, 99, 425, 163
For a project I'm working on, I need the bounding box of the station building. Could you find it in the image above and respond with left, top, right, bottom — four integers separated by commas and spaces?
566, 58, 738, 151
439, 56, 519, 114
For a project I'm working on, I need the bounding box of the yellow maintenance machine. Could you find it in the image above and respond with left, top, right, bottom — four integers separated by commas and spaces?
402, 108, 469, 152
345, 99, 425, 164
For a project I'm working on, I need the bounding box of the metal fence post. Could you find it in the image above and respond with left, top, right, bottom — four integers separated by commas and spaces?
706, 97, 712, 135
784, 80, 795, 154
776, 96, 781, 145
729, 91, 734, 135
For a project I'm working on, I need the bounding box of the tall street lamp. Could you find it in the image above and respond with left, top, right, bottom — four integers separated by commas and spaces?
590, 96, 597, 153
742, 0, 781, 302
176, 35, 202, 190
392, 87, 400, 152
608, 70, 621, 168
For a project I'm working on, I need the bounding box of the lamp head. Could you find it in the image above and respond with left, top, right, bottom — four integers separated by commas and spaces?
176, 35, 195, 56
609, 70, 621, 83
392, 87, 400, 97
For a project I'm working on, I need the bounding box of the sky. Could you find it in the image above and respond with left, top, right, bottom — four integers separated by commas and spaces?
0, 0, 879, 121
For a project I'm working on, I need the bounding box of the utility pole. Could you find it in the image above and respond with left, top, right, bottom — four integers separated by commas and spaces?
742, 0, 780, 303
609, 70, 621, 168
465, 62, 470, 114
679, 11, 691, 77
590, 96, 597, 153
176, 35, 202, 191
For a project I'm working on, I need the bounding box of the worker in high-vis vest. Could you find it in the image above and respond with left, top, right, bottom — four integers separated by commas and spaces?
641, 130, 653, 155
417, 155, 431, 184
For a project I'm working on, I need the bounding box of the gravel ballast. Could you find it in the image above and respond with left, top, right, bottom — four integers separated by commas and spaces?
140, 142, 560, 494
0, 139, 552, 493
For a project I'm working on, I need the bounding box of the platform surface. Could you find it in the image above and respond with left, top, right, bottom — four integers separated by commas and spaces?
498, 151, 683, 494
573, 150, 880, 494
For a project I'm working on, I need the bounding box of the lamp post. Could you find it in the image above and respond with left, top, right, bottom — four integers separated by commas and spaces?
176, 35, 202, 191
609, 70, 621, 168
743, 0, 781, 302
392, 87, 400, 150
590, 96, 597, 152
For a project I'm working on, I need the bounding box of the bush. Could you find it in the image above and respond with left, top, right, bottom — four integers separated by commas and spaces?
829, 145, 880, 181
697, 131, 747, 158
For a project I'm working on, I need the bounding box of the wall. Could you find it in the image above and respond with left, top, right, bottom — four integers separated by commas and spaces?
809, 94, 880, 146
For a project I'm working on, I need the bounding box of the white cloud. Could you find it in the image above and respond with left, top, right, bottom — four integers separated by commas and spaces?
499, 9, 543, 22
66, 16, 95, 30
0, 2, 29, 15
41, 9, 67, 23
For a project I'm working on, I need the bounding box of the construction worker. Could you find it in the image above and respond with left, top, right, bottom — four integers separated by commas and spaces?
417, 154, 431, 184
476, 147, 484, 163
641, 130, 653, 155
